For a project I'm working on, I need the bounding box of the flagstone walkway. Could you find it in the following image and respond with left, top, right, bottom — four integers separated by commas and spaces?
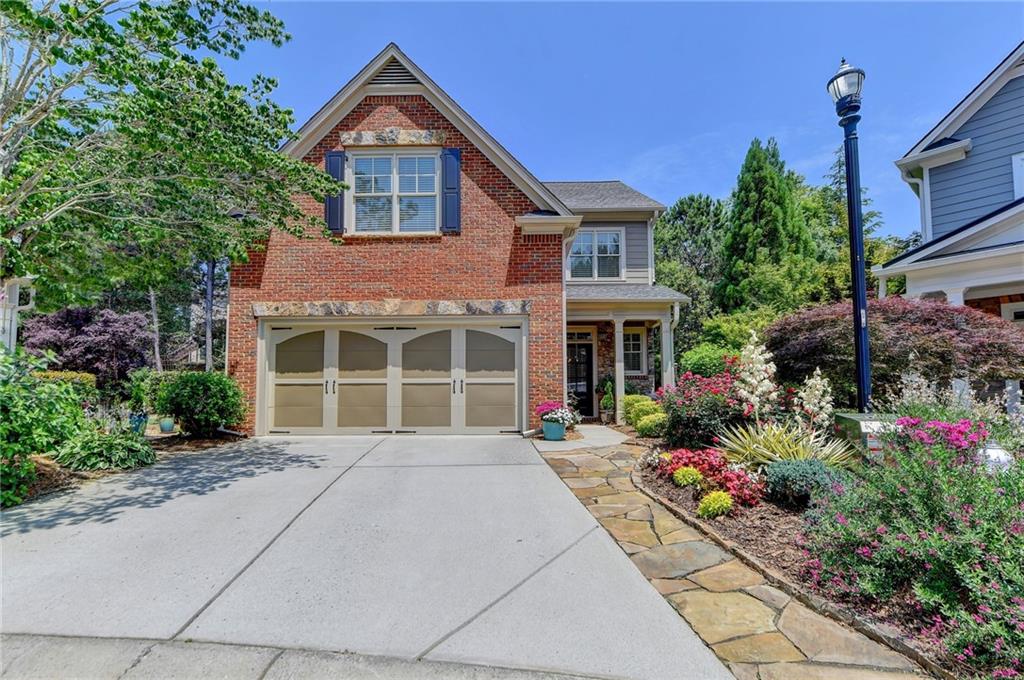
537, 441, 931, 680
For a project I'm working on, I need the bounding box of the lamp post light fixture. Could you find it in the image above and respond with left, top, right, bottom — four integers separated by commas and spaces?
827, 58, 872, 413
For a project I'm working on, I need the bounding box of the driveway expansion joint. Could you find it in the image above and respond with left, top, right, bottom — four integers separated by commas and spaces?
415, 526, 599, 661
169, 437, 390, 640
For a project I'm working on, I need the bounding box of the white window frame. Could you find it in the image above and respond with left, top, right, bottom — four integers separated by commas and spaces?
567, 227, 626, 281
345, 148, 441, 235
1002, 300, 1024, 325
623, 326, 647, 376
1012, 152, 1024, 200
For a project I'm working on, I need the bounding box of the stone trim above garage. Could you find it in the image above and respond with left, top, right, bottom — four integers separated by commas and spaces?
251, 299, 531, 318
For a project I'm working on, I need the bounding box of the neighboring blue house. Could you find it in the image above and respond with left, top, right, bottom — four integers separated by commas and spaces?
874, 40, 1024, 325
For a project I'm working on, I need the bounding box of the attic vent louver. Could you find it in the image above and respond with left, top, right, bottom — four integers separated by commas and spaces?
370, 58, 419, 85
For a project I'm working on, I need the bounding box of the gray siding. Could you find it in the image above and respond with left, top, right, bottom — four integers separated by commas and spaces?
929, 74, 1024, 237
624, 223, 650, 283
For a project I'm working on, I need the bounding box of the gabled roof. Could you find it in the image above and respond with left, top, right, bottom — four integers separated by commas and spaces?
544, 181, 665, 213
877, 197, 1024, 271
566, 284, 687, 302
903, 40, 1024, 158
281, 43, 572, 216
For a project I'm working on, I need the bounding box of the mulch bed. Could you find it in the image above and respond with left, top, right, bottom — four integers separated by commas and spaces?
148, 433, 244, 453
24, 455, 80, 500
639, 464, 961, 677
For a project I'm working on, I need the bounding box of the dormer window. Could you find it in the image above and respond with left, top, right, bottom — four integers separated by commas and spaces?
568, 228, 623, 279
350, 151, 439, 233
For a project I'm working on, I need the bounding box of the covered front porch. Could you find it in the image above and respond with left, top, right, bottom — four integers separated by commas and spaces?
565, 285, 685, 424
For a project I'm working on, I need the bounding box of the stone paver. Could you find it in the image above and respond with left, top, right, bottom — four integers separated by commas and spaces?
778, 603, 919, 671
537, 434, 927, 680
689, 560, 764, 592
670, 591, 777, 644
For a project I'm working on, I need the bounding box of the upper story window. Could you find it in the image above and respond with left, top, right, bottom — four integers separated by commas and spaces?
568, 229, 622, 280
351, 151, 439, 233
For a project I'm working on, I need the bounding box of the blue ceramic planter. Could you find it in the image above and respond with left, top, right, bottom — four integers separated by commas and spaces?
542, 421, 566, 441
128, 413, 148, 435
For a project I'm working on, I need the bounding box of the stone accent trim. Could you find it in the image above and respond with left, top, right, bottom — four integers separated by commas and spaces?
251, 299, 531, 318
339, 128, 446, 146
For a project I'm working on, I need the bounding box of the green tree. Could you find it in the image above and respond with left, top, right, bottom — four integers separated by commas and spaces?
0, 0, 340, 305
654, 194, 728, 353
717, 138, 813, 311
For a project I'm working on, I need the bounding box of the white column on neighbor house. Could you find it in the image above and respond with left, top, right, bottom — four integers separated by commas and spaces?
946, 287, 970, 403
946, 287, 966, 306
614, 318, 625, 425
877, 276, 888, 299
660, 318, 674, 389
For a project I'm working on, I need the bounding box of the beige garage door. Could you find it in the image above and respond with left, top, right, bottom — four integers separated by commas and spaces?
267, 325, 521, 434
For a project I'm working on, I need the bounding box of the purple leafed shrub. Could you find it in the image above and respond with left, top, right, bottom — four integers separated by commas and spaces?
21, 308, 152, 394
765, 297, 1024, 408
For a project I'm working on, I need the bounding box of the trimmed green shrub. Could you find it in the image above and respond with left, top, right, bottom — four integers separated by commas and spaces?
679, 343, 734, 377
636, 412, 668, 437
33, 370, 99, 404
155, 371, 245, 437
127, 368, 182, 413
700, 308, 779, 350
1, 350, 86, 506
621, 394, 651, 421
627, 400, 662, 427
54, 428, 155, 471
764, 459, 840, 508
672, 465, 702, 487
697, 490, 733, 518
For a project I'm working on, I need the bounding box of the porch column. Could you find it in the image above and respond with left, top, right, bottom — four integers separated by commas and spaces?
660, 319, 674, 389
877, 275, 888, 299
614, 318, 625, 425
946, 287, 966, 306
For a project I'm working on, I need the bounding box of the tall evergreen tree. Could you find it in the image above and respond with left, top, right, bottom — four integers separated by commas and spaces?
716, 138, 812, 311
653, 194, 728, 353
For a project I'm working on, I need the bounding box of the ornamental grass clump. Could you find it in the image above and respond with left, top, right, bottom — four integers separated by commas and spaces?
697, 490, 733, 519
717, 421, 856, 469
804, 413, 1024, 676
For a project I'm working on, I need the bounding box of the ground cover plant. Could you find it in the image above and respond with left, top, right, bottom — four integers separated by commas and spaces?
54, 427, 155, 471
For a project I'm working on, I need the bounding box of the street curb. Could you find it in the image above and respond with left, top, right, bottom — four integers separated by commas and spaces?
631, 468, 953, 680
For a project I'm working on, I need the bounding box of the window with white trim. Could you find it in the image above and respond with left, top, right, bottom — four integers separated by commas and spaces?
569, 229, 622, 279
351, 151, 439, 233
623, 328, 646, 374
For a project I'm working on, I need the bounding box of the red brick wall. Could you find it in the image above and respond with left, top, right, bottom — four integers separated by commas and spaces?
228, 95, 565, 433
965, 293, 1024, 317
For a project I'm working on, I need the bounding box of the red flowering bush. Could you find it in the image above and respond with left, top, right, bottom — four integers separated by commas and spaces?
656, 368, 747, 448
766, 297, 1024, 409
657, 448, 763, 508
804, 413, 1024, 675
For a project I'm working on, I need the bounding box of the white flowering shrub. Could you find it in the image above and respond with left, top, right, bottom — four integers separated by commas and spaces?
735, 330, 779, 422
796, 367, 834, 432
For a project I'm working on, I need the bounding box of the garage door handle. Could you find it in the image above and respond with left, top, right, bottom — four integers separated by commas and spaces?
460, 379, 464, 394
324, 381, 328, 394
452, 379, 456, 394
332, 380, 336, 394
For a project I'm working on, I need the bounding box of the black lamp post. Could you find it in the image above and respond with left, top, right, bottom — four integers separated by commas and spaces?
827, 59, 872, 413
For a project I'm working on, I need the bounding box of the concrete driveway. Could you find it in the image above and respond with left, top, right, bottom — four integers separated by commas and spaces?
1, 436, 729, 680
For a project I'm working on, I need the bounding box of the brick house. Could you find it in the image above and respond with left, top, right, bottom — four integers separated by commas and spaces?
227, 44, 684, 435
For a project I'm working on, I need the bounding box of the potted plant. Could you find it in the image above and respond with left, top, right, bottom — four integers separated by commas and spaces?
158, 416, 176, 434
536, 401, 579, 441
599, 391, 615, 424
126, 372, 149, 435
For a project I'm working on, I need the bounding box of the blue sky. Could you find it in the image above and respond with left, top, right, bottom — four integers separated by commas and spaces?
220, 2, 1024, 239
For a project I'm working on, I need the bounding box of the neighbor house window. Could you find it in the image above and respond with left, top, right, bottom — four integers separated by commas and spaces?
569, 229, 622, 279
352, 152, 438, 233
623, 328, 646, 374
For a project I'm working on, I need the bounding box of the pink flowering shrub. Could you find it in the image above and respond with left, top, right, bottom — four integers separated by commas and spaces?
804, 412, 1024, 675
656, 369, 749, 449
657, 448, 764, 508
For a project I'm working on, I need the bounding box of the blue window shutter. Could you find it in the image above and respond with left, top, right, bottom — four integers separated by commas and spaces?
440, 147, 461, 234
324, 151, 345, 232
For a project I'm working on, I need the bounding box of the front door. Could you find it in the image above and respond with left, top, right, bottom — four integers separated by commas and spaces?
267, 324, 520, 434
566, 342, 594, 417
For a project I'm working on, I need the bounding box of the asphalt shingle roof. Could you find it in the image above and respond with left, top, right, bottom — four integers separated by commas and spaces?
566, 284, 687, 302
544, 181, 665, 212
